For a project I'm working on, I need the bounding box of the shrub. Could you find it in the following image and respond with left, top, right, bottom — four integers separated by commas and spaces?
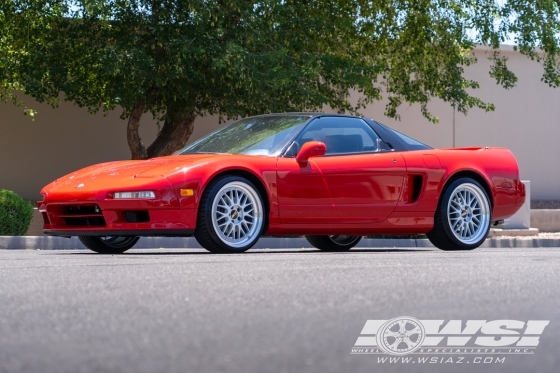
0, 190, 34, 236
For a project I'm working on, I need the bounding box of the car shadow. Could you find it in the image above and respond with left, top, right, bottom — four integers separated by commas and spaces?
56, 248, 432, 256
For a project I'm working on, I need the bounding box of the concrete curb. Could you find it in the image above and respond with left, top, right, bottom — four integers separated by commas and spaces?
1, 236, 560, 250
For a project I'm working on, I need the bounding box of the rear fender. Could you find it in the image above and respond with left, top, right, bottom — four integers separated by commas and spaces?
433, 148, 522, 221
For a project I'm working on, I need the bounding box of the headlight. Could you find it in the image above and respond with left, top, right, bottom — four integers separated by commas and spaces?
113, 191, 156, 199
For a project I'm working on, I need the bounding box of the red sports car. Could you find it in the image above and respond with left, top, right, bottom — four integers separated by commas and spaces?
40, 113, 525, 254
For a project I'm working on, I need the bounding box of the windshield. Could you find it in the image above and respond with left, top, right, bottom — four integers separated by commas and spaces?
177, 115, 310, 156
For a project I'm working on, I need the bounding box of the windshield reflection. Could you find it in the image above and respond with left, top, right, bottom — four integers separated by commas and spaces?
177, 115, 311, 156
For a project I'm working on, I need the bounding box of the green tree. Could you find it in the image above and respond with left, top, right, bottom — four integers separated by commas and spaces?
0, 0, 38, 118
2, 1, 559, 159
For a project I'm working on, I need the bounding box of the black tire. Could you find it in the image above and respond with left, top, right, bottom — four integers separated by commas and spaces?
427, 177, 491, 251
194, 175, 265, 254
305, 235, 362, 251
78, 236, 139, 254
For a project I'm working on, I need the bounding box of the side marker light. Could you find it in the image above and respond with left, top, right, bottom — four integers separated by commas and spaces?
180, 189, 194, 197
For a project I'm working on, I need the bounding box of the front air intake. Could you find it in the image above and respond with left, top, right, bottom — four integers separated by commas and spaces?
59, 204, 106, 227
123, 211, 150, 223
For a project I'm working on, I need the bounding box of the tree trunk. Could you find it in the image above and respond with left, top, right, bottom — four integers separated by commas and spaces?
127, 103, 147, 160
146, 115, 195, 158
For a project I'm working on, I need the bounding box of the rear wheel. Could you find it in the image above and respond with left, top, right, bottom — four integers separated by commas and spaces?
195, 175, 265, 253
78, 236, 139, 254
427, 178, 491, 251
306, 235, 362, 251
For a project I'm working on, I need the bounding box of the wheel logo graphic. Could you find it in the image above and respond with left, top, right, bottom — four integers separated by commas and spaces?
376, 317, 425, 355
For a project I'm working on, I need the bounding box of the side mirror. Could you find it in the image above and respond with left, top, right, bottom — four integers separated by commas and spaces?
296, 141, 327, 163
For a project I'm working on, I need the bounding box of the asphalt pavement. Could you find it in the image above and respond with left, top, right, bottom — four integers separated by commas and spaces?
1, 247, 559, 373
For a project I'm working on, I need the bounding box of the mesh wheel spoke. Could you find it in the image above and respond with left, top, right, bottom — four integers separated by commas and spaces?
446, 183, 490, 245
211, 181, 264, 248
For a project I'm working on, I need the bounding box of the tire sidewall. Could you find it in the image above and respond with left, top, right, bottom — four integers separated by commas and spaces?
79, 236, 139, 254
200, 176, 265, 252
306, 235, 362, 251
328, 236, 361, 249
440, 178, 491, 249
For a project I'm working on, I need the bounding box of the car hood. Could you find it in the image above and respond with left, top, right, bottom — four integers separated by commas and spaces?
42, 155, 218, 193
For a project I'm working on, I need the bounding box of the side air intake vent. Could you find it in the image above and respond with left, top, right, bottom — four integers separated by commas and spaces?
403, 175, 424, 204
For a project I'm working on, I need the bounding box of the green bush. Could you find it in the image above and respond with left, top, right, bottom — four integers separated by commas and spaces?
0, 190, 34, 236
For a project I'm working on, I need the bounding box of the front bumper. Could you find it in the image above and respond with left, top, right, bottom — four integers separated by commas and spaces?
40, 199, 197, 237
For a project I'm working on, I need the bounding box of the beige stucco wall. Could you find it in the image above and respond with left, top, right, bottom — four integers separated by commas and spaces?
0, 100, 225, 201
1, 46, 559, 201
352, 46, 560, 200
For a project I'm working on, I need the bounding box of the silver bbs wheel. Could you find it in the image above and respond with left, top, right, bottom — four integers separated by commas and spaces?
447, 183, 490, 244
211, 181, 263, 248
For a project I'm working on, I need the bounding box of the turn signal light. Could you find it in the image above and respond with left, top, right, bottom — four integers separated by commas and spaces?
180, 189, 194, 197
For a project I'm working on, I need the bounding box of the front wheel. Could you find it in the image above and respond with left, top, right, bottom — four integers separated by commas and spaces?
195, 176, 265, 253
78, 236, 139, 254
306, 235, 362, 251
427, 178, 491, 251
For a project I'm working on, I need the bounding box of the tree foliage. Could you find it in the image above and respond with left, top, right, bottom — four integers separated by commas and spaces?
1, 0, 560, 158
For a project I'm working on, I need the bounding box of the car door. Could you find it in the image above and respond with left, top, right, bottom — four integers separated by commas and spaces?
276, 116, 406, 225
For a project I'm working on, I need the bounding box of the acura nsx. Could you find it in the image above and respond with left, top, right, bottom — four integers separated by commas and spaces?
40, 113, 525, 253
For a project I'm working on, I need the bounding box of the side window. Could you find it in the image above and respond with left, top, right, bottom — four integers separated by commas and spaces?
295, 117, 381, 155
